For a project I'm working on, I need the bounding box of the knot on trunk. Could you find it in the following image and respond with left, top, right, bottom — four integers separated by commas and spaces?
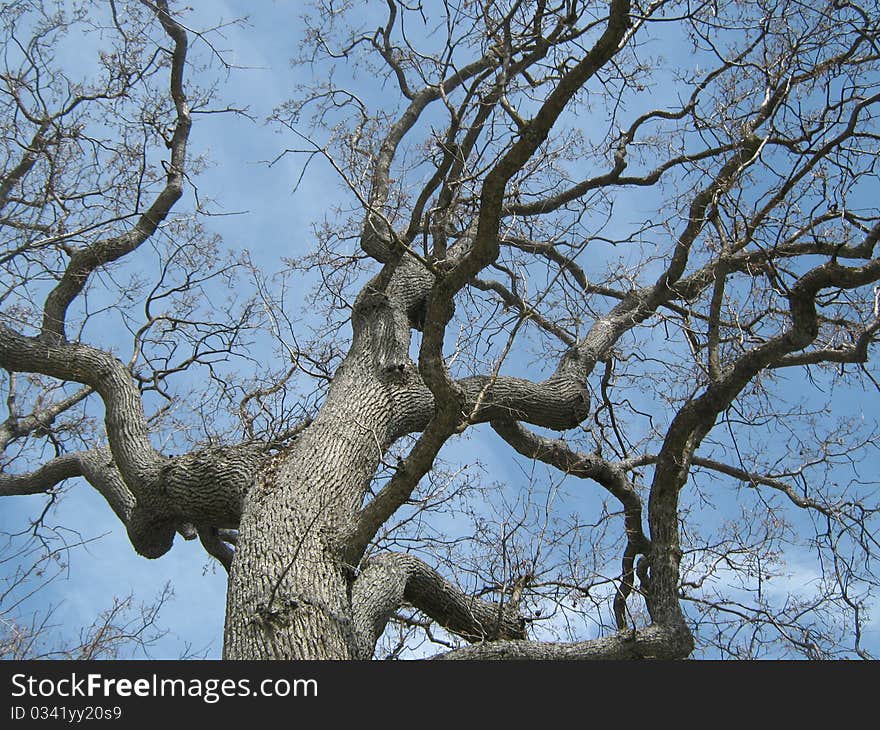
127, 504, 176, 558
157, 444, 263, 526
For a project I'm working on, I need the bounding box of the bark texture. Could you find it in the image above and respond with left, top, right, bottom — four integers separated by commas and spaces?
4, 0, 876, 661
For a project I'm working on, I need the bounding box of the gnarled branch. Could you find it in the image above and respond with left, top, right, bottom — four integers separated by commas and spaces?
351, 552, 525, 659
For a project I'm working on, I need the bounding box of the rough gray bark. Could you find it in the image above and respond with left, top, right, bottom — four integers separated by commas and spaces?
2, 0, 879, 661
351, 553, 526, 659
223, 0, 641, 660
432, 624, 694, 660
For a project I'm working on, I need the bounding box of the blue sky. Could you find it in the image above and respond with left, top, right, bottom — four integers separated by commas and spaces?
2, 0, 879, 659
1, 0, 422, 659
1, 0, 310, 658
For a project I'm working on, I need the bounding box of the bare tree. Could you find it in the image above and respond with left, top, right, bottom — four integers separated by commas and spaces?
1, 0, 879, 660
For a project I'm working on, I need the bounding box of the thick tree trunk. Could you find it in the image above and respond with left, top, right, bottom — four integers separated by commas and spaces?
223, 335, 395, 659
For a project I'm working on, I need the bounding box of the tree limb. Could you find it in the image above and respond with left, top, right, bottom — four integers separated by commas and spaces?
351, 552, 525, 659
432, 623, 693, 660
40, 0, 192, 341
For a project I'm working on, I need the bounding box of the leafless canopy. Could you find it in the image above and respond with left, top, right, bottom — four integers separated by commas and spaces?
1, 0, 879, 659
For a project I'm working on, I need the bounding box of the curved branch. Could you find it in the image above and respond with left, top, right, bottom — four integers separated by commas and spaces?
1, 382, 93, 451
40, 0, 192, 340
1, 291, 282, 560
499, 235, 588, 289
689, 456, 837, 517
432, 623, 693, 660
491, 419, 650, 629
347, 358, 593, 564
0, 123, 52, 213
0, 324, 164, 494
351, 552, 525, 659
770, 306, 880, 368
471, 277, 577, 346
0, 447, 144, 550
646, 255, 880, 625
360, 51, 502, 261
198, 526, 234, 573
502, 32, 765, 217
0, 452, 86, 497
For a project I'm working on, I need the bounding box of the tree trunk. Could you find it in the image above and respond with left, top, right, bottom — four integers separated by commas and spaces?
223, 336, 394, 659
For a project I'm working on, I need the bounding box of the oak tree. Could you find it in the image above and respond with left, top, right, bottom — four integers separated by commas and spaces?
2, 0, 879, 659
